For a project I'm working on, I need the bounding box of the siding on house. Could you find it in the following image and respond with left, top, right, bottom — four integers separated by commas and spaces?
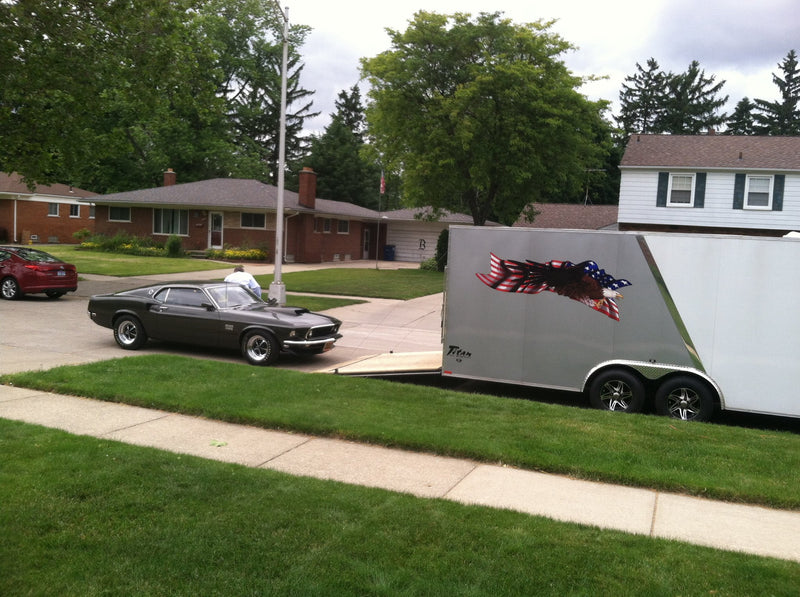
619, 170, 800, 232
385, 221, 444, 262
618, 135, 800, 235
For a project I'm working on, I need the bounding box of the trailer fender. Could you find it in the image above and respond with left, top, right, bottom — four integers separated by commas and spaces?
583, 361, 725, 412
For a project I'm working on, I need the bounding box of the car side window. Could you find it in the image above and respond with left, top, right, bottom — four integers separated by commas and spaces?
163, 288, 207, 307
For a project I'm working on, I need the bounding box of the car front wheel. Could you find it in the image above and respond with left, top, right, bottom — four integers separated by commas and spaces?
241, 330, 279, 366
1, 277, 21, 300
113, 315, 147, 350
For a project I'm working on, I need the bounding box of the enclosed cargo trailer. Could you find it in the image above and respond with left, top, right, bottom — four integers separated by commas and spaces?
442, 226, 800, 421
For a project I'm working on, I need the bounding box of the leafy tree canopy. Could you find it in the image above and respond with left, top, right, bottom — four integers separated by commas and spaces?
0, 0, 316, 192
361, 11, 610, 226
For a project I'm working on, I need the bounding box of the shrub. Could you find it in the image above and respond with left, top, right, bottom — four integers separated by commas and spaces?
72, 228, 92, 242
419, 257, 438, 271
165, 235, 183, 257
435, 228, 449, 272
205, 246, 268, 261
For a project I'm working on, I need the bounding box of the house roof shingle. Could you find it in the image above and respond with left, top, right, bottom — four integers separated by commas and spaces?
514, 203, 619, 230
0, 172, 96, 199
620, 134, 800, 171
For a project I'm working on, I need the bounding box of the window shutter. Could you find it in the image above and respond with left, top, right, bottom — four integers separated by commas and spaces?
694, 172, 706, 208
733, 173, 745, 209
773, 175, 785, 211
656, 172, 669, 207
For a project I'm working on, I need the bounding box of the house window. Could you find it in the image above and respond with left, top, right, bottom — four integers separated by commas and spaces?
314, 217, 332, 233
667, 174, 694, 206
745, 175, 773, 210
241, 212, 266, 228
153, 209, 189, 235
48, 203, 59, 217
337, 220, 350, 234
89, 205, 96, 219
109, 206, 131, 222
69, 204, 80, 218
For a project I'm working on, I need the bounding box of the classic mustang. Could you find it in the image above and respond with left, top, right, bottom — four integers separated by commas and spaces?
88, 282, 342, 365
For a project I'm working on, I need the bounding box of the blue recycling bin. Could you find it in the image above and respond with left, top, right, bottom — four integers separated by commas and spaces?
382, 245, 395, 261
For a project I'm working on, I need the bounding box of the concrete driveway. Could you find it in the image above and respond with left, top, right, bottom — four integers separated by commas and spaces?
0, 264, 444, 375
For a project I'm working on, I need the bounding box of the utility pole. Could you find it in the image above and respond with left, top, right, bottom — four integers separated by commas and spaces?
268, 2, 289, 306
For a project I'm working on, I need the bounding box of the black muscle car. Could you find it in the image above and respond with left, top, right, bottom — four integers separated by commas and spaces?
88, 282, 342, 365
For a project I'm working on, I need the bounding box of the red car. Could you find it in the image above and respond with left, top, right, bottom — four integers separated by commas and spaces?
0, 246, 78, 300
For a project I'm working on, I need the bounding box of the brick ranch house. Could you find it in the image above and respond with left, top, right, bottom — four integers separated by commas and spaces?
0, 173, 97, 244
83, 167, 482, 264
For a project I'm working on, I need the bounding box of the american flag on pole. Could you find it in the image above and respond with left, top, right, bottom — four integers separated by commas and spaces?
380, 171, 386, 195
476, 253, 631, 321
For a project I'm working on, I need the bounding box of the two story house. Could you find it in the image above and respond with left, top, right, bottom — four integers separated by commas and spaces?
618, 134, 800, 236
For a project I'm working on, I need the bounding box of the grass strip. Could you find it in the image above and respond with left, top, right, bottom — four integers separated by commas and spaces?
258, 268, 444, 299
43, 245, 229, 276
2, 355, 799, 510
1, 420, 797, 596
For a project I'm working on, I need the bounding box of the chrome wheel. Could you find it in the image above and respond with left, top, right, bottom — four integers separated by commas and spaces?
599, 379, 635, 411
588, 369, 646, 413
113, 316, 147, 350
242, 331, 279, 366
655, 376, 715, 422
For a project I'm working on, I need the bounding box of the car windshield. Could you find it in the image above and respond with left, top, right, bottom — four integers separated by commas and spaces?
206, 285, 262, 308
16, 248, 62, 263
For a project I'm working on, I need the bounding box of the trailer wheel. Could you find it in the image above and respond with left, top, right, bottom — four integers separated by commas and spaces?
588, 369, 646, 413
654, 376, 715, 422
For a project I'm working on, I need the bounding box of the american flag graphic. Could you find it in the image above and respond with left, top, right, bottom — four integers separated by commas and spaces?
476, 253, 632, 321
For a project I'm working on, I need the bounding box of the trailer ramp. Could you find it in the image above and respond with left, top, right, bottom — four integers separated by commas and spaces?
331, 351, 442, 377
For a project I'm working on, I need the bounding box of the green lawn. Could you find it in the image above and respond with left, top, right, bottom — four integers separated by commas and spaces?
259, 268, 444, 299
3, 355, 798, 510
3, 419, 797, 596
43, 244, 230, 276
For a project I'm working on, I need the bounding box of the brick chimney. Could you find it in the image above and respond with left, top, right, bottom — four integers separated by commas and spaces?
163, 168, 176, 186
298, 167, 317, 209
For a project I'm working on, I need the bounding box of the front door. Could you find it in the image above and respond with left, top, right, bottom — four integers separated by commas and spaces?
210, 212, 223, 248
362, 228, 371, 259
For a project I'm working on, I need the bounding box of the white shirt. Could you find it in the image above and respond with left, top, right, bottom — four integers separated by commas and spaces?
224, 271, 262, 297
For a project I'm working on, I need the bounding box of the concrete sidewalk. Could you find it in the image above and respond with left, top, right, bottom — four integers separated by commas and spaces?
1, 383, 799, 564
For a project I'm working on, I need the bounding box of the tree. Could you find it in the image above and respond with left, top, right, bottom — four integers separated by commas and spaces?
617, 58, 668, 137
659, 61, 728, 134
0, 0, 317, 192
753, 50, 800, 135
617, 59, 727, 136
306, 86, 382, 208
361, 11, 610, 226
726, 98, 757, 135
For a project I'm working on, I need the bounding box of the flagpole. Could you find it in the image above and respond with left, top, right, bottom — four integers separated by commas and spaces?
268, 2, 288, 306
376, 170, 384, 270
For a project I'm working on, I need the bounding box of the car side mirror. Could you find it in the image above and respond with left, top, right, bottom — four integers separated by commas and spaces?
202, 303, 216, 311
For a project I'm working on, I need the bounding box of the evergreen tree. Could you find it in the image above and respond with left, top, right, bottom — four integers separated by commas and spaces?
617, 58, 668, 136
726, 98, 757, 135
753, 50, 800, 135
306, 86, 382, 208
658, 61, 728, 134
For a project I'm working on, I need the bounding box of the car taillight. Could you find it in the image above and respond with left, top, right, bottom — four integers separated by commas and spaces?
24, 264, 44, 271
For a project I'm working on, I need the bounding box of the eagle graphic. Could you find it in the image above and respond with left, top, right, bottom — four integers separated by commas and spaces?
476, 253, 632, 321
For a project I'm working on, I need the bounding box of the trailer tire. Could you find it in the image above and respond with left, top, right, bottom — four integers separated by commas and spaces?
588, 369, 646, 413
655, 376, 715, 422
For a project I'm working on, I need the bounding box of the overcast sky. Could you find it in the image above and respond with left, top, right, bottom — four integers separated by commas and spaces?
286, 0, 798, 135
